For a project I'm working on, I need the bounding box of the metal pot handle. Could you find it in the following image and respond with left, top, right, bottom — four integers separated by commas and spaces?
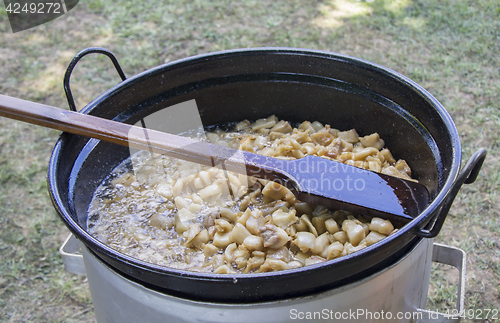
417, 243, 466, 322
59, 233, 86, 275
415, 148, 487, 238
63, 47, 127, 112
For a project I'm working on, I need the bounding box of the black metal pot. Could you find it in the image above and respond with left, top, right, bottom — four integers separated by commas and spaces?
48, 47, 486, 303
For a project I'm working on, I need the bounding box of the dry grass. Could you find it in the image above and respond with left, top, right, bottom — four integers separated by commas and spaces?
1, 0, 499, 321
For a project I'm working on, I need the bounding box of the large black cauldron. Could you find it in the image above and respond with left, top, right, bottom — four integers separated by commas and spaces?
48, 48, 485, 303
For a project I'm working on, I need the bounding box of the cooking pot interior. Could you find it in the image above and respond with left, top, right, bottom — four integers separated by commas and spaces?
49, 49, 460, 302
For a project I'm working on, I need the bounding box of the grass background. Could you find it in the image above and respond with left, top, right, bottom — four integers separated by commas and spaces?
0, 0, 498, 321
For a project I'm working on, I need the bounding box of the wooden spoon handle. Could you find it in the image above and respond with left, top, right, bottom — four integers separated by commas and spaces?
0, 94, 197, 154
0, 94, 290, 181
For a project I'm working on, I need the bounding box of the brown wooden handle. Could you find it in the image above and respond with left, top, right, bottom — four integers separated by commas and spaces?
0, 94, 288, 181
0, 94, 220, 164
0, 94, 133, 146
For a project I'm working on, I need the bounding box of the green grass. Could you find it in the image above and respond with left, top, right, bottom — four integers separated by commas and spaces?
1, 0, 499, 321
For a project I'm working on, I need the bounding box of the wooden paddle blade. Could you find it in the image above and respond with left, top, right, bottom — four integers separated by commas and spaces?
242, 154, 429, 224
289, 155, 429, 222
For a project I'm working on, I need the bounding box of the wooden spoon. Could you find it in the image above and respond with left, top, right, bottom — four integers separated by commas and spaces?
0, 94, 429, 224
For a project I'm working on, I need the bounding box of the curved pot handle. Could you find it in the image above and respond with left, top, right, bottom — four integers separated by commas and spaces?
63, 47, 127, 112
59, 233, 86, 275
417, 243, 466, 322
415, 148, 487, 238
